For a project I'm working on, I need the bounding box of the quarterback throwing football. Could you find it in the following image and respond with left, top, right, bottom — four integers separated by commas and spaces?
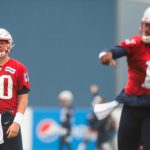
98, 7, 150, 150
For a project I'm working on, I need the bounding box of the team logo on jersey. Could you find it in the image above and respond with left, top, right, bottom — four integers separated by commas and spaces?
5, 67, 16, 74
125, 39, 136, 45
24, 73, 29, 82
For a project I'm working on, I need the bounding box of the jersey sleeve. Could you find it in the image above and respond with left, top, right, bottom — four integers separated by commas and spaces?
17, 64, 30, 92
120, 35, 141, 55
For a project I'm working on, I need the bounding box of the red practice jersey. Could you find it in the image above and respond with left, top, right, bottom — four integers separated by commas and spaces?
120, 35, 150, 96
0, 58, 30, 115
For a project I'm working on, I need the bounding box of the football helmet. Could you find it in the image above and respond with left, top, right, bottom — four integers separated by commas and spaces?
140, 7, 150, 43
0, 28, 13, 57
58, 90, 73, 104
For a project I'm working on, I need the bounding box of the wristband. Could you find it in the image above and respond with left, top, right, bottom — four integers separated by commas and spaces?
99, 51, 106, 59
13, 112, 24, 126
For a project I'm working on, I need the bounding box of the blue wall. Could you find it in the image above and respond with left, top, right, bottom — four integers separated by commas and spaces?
0, 0, 117, 107
33, 108, 94, 150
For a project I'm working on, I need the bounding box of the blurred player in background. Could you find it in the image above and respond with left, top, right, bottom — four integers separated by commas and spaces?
58, 90, 74, 150
98, 7, 150, 150
78, 84, 116, 150
0, 28, 30, 150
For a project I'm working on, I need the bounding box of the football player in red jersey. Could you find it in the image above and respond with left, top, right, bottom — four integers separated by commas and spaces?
98, 7, 150, 150
0, 28, 30, 150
